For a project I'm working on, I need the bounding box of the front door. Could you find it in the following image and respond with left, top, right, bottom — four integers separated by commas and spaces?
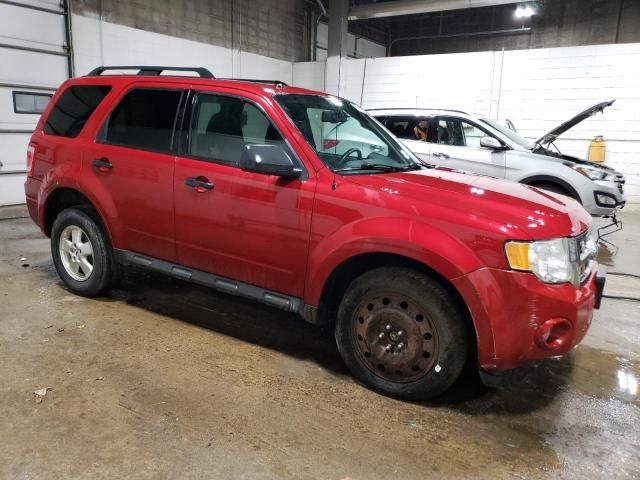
381, 115, 433, 163
429, 116, 506, 178
173, 90, 315, 297
86, 86, 185, 261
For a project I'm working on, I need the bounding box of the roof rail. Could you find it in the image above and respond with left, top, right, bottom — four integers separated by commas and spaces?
86, 66, 215, 79
220, 78, 288, 88
367, 107, 470, 115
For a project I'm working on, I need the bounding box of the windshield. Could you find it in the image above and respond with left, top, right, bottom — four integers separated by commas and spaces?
480, 118, 532, 150
275, 94, 423, 173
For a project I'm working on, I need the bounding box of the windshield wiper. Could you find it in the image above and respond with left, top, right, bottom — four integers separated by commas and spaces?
333, 162, 422, 173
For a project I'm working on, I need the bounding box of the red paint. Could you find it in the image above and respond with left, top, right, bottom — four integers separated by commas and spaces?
24, 74, 599, 374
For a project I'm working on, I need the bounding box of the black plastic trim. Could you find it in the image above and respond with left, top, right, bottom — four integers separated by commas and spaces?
115, 249, 319, 322
595, 264, 606, 309
87, 66, 214, 79
593, 190, 621, 208
520, 175, 581, 202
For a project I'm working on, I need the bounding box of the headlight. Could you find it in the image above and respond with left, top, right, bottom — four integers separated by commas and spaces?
505, 238, 578, 284
569, 163, 613, 182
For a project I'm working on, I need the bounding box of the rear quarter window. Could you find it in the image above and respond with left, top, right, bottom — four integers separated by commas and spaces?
44, 85, 111, 138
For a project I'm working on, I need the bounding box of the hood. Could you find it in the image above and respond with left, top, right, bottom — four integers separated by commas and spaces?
343, 168, 591, 239
534, 99, 615, 146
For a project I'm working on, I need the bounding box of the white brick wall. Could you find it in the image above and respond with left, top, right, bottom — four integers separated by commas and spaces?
293, 44, 640, 203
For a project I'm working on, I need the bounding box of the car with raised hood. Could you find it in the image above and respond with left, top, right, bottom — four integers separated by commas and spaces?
370, 101, 625, 217
25, 66, 605, 400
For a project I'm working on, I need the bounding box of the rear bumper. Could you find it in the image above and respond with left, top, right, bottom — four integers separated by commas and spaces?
453, 264, 601, 372
24, 176, 43, 230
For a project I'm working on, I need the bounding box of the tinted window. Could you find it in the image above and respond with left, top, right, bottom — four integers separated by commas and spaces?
190, 94, 285, 164
105, 89, 182, 152
44, 85, 111, 137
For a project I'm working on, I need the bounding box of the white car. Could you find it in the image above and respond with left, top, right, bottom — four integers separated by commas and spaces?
370, 102, 626, 217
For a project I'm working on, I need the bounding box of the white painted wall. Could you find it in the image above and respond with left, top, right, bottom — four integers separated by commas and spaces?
293, 44, 640, 203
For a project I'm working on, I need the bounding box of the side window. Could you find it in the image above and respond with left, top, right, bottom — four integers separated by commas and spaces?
460, 120, 487, 148
385, 116, 434, 142
189, 94, 284, 164
435, 117, 491, 148
432, 118, 464, 146
104, 88, 182, 152
44, 85, 111, 137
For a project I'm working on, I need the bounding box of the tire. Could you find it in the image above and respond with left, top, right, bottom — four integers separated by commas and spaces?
51, 206, 120, 297
335, 267, 468, 400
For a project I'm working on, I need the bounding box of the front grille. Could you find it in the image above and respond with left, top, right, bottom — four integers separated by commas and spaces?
575, 229, 596, 284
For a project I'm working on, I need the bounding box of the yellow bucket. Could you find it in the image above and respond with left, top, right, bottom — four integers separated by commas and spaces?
588, 135, 606, 163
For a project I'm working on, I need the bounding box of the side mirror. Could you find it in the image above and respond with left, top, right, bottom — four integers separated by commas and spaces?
480, 136, 504, 150
240, 144, 302, 178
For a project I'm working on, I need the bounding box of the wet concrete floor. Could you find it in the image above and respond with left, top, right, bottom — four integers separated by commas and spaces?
0, 207, 639, 479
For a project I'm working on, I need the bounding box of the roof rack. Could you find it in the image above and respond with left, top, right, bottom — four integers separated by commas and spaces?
86, 66, 215, 79
367, 107, 469, 115
220, 78, 288, 88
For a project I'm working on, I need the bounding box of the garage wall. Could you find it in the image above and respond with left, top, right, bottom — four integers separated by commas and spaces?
72, 0, 313, 62
0, 0, 70, 206
293, 43, 640, 204
72, 14, 293, 82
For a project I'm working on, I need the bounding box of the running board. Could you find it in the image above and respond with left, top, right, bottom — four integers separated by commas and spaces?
115, 249, 318, 323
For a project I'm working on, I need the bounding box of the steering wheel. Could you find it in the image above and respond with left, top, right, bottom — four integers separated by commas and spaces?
338, 147, 363, 164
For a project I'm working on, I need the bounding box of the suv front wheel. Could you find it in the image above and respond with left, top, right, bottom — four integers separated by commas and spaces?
335, 267, 468, 400
51, 207, 119, 297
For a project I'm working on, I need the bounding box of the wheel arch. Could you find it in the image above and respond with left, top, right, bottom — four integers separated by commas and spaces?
520, 174, 581, 202
43, 187, 114, 244
312, 251, 479, 362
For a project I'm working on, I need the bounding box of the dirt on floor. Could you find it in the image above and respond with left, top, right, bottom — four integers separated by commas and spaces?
0, 206, 639, 479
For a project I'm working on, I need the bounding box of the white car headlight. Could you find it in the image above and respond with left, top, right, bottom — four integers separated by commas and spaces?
505, 237, 579, 284
570, 164, 613, 182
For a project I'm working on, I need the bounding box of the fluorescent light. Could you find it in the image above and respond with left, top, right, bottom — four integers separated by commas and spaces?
515, 5, 536, 18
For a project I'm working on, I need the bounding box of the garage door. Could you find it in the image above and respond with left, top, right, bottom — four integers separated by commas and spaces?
0, 0, 72, 205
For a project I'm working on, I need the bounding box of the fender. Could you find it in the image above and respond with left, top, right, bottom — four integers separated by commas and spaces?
517, 174, 582, 202
304, 216, 486, 307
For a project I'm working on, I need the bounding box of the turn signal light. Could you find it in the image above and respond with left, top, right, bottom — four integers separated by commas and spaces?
505, 242, 530, 270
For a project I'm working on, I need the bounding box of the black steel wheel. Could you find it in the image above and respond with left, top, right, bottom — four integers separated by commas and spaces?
335, 267, 468, 400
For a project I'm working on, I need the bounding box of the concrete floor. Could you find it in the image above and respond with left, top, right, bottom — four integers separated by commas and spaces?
1, 206, 639, 479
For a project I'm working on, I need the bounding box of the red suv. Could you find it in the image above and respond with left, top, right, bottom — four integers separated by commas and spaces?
25, 66, 605, 399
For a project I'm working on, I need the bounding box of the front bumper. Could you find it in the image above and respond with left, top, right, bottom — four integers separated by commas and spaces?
580, 179, 625, 216
452, 264, 603, 372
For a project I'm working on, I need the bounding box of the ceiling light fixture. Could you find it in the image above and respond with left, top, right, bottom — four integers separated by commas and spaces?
515, 4, 537, 19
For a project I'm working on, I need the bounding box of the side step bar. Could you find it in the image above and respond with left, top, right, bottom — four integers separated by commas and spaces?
115, 250, 318, 323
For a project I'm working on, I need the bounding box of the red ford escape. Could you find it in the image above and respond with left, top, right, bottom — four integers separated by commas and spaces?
24, 66, 606, 399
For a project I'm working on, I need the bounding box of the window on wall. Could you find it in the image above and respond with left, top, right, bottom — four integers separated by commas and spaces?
104, 88, 183, 153
13, 91, 52, 114
44, 85, 111, 138
189, 94, 285, 164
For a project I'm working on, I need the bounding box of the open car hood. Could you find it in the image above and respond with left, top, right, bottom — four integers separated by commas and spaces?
534, 99, 615, 146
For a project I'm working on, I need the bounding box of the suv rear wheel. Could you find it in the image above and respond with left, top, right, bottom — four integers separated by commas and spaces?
335, 267, 468, 400
51, 207, 119, 297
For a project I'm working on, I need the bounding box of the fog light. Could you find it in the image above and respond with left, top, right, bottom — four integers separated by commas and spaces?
535, 318, 572, 350
595, 192, 617, 207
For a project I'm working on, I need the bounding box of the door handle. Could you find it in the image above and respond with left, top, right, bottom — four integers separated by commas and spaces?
92, 158, 113, 171
432, 152, 450, 160
185, 176, 214, 193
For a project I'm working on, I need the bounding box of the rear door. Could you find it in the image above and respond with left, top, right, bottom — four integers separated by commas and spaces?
84, 85, 185, 262
173, 88, 315, 297
428, 116, 506, 178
